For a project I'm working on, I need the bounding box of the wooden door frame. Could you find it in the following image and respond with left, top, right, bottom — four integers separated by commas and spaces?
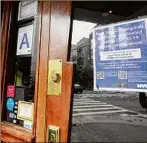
1, 1, 12, 114
1, 1, 19, 119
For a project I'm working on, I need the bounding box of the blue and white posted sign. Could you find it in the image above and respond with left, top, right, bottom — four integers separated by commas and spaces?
93, 19, 147, 92
16, 24, 34, 56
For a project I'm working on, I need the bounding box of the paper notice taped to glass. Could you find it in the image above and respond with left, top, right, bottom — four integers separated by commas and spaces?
17, 101, 34, 122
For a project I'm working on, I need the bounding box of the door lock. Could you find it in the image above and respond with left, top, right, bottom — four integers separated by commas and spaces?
47, 59, 62, 96
51, 72, 61, 83
48, 125, 60, 143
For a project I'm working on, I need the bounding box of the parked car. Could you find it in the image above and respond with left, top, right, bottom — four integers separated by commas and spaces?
74, 84, 83, 93
139, 92, 147, 109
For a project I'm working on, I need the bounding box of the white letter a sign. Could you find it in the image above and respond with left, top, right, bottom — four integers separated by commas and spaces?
20, 33, 30, 49
16, 25, 34, 55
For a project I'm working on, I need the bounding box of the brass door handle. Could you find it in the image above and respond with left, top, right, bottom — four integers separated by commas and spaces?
51, 72, 61, 83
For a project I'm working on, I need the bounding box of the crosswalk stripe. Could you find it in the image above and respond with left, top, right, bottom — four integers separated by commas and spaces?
72, 109, 128, 116
73, 96, 146, 118
73, 107, 120, 112
74, 99, 98, 101
72, 97, 132, 117
72, 98, 128, 116
73, 100, 93, 102
74, 98, 91, 99
73, 102, 107, 105
74, 99, 92, 101
74, 101, 100, 103
75, 94, 100, 96
73, 104, 113, 108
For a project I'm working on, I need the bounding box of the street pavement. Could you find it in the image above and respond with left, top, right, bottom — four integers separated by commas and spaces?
70, 92, 147, 142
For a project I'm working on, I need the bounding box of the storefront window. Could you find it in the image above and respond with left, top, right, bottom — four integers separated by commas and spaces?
70, 1, 147, 142
4, 1, 38, 130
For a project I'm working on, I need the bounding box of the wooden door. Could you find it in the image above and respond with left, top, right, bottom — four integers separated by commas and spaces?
35, 1, 73, 142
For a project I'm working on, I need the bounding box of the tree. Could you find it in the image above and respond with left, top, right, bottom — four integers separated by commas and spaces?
74, 64, 93, 90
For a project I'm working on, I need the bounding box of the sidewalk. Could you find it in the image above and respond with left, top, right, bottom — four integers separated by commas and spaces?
71, 122, 147, 142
